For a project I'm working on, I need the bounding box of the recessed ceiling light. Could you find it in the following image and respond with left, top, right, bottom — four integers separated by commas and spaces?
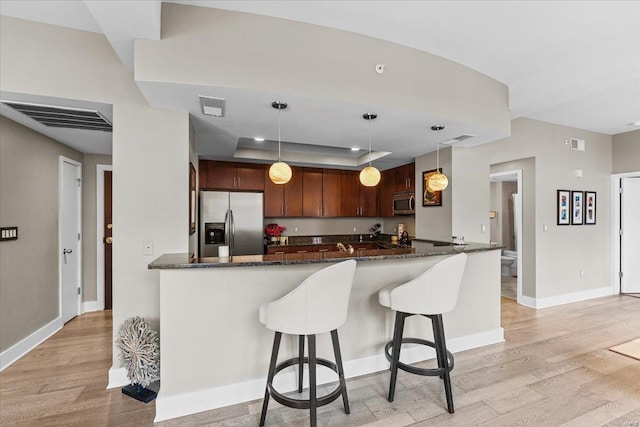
351, 147, 360, 151
630, 121, 640, 127
254, 137, 265, 142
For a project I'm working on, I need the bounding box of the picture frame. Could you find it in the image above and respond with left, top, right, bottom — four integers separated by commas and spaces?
189, 163, 196, 235
584, 191, 596, 225
422, 168, 443, 207
557, 190, 570, 225
571, 190, 584, 225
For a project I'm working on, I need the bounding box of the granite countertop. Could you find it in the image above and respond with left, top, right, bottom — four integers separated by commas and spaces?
149, 239, 502, 269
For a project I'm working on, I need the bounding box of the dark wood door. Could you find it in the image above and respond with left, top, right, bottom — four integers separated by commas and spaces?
394, 163, 416, 192
341, 171, 360, 216
359, 183, 379, 217
205, 160, 236, 189
302, 168, 323, 217
322, 169, 342, 217
284, 166, 303, 216
236, 163, 264, 191
263, 167, 284, 217
198, 160, 208, 189
379, 169, 395, 217
104, 171, 112, 310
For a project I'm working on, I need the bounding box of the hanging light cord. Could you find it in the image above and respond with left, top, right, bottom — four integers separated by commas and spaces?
436, 127, 440, 171
277, 107, 282, 162
368, 117, 373, 166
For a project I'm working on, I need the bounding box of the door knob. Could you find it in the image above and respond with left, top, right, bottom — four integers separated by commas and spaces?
105, 237, 113, 244
106, 223, 113, 230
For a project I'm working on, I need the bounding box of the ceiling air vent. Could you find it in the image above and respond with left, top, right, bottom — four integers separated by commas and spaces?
442, 134, 475, 145
199, 96, 225, 117
1, 100, 112, 132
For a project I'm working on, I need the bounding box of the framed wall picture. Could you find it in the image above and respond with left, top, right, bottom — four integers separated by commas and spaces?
189, 163, 196, 235
557, 190, 570, 225
585, 191, 596, 225
422, 168, 443, 207
571, 190, 584, 225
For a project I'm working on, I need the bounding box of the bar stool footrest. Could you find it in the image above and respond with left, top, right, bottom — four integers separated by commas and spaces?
267, 357, 346, 410
384, 337, 454, 377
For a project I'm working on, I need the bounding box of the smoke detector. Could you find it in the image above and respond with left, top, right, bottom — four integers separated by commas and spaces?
199, 96, 225, 117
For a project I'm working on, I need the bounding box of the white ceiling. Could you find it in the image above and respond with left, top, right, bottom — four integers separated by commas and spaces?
1, 0, 639, 161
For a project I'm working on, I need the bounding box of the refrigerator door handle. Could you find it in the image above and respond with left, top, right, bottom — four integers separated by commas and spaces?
224, 210, 230, 248
230, 209, 235, 255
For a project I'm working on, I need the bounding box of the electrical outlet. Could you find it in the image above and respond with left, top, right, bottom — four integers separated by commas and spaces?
294, 227, 298, 233
143, 240, 154, 256
353, 227, 357, 232
580, 268, 584, 277
481, 224, 487, 233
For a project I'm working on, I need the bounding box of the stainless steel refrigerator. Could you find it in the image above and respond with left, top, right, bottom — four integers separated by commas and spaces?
199, 191, 264, 257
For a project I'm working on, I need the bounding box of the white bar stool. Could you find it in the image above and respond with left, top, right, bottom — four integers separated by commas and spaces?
258, 260, 357, 427
378, 253, 467, 413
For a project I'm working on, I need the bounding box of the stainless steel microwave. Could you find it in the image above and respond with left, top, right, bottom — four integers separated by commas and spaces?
393, 192, 415, 215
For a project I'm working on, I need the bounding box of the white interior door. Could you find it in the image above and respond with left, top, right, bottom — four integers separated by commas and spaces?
60, 157, 81, 323
621, 177, 640, 293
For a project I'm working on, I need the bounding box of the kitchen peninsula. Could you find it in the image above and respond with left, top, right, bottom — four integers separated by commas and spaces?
149, 240, 502, 422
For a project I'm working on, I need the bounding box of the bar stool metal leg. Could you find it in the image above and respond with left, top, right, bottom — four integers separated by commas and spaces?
388, 311, 406, 402
308, 335, 317, 427
429, 315, 445, 380
298, 335, 305, 393
330, 329, 350, 414
434, 315, 454, 413
260, 332, 282, 426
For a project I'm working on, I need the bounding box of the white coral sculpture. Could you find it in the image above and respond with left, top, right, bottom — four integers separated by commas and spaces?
116, 316, 160, 387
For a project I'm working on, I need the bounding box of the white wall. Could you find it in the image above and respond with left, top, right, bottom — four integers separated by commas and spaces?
612, 129, 640, 174
415, 147, 452, 240
0, 16, 189, 369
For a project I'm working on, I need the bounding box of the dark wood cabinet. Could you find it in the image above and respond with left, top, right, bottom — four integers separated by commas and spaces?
200, 160, 264, 191
379, 168, 395, 217
341, 170, 379, 217
264, 166, 303, 217
302, 168, 323, 217
394, 163, 415, 192
322, 169, 342, 217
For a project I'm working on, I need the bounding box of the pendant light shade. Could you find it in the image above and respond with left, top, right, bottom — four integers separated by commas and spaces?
269, 101, 291, 185
360, 166, 381, 187
428, 125, 449, 192
269, 161, 292, 185
360, 112, 380, 187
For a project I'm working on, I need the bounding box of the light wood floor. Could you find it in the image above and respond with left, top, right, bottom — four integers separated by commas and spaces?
1, 296, 639, 426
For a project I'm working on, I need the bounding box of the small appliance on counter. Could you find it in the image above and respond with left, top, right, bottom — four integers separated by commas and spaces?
399, 231, 410, 246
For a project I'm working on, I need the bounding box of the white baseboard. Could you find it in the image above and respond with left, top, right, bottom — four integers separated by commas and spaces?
154, 327, 504, 422
0, 317, 63, 372
108, 366, 129, 389
520, 286, 614, 309
81, 300, 102, 313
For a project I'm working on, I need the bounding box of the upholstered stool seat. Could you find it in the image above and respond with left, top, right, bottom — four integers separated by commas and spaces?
259, 260, 357, 427
378, 253, 467, 414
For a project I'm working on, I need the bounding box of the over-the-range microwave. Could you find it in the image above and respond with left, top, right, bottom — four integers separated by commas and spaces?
393, 192, 415, 215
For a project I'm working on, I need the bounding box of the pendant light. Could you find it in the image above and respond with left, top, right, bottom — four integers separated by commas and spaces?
427, 125, 449, 192
268, 101, 292, 185
359, 113, 381, 187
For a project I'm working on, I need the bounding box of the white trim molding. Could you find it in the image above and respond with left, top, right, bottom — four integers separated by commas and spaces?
518, 286, 614, 309
0, 317, 63, 372
154, 327, 504, 422
81, 301, 101, 313
108, 366, 129, 389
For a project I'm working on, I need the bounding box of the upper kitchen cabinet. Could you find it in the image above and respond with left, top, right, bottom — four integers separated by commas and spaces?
394, 163, 415, 192
322, 169, 342, 217
200, 160, 264, 191
302, 168, 342, 217
341, 170, 379, 217
264, 166, 303, 217
379, 168, 395, 217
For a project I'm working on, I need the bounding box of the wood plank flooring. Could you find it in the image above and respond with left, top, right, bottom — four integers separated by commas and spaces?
1, 295, 639, 426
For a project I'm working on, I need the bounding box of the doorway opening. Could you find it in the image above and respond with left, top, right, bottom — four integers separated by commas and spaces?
490, 170, 523, 304
612, 173, 640, 296
97, 164, 113, 310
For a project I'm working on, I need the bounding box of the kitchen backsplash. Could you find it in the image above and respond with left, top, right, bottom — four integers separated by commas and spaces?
264, 216, 415, 237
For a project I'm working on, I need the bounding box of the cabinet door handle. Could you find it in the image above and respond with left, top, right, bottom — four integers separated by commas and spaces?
297, 250, 307, 253
281, 205, 284, 216
237, 176, 241, 188
285, 206, 288, 216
